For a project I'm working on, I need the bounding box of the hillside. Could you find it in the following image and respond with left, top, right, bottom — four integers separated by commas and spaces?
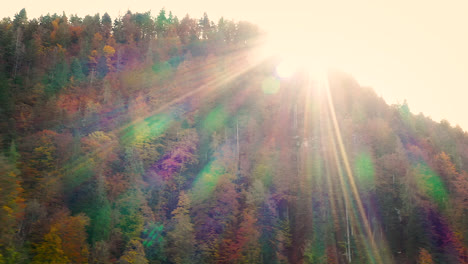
1, 8, 468, 264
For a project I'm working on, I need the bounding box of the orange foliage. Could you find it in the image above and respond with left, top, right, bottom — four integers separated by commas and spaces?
50, 18, 60, 42
417, 248, 434, 264
106, 173, 129, 201
88, 50, 99, 65
326, 246, 339, 264
55, 214, 90, 263
455, 233, 468, 263
57, 92, 81, 115
92, 32, 103, 50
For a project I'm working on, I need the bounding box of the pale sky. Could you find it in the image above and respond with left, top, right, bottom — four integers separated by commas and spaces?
3, 0, 468, 130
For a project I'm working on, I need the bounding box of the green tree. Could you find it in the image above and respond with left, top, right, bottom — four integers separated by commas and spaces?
156, 8, 168, 38
101, 13, 112, 39
199, 12, 211, 40
167, 191, 195, 264
13, 8, 27, 30
70, 58, 85, 82
46, 51, 69, 95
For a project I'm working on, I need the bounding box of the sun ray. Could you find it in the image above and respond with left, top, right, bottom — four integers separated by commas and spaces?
320, 70, 388, 264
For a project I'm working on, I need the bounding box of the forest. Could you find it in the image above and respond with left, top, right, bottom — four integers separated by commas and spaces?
1, 8, 468, 264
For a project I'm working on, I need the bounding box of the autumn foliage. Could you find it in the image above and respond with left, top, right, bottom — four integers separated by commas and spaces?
1, 7, 468, 264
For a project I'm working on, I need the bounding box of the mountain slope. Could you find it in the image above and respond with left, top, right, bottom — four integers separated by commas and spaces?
1, 8, 468, 264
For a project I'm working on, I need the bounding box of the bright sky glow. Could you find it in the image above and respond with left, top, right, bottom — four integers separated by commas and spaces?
2, 0, 468, 129
275, 60, 297, 79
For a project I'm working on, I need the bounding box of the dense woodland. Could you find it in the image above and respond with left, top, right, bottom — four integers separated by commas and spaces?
1, 8, 468, 264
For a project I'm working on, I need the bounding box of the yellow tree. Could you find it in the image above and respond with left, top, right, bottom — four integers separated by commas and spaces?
32, 226, 70, 264
103, 45, 115, 71
118, 239, 148, 264
33, 212, 90, 264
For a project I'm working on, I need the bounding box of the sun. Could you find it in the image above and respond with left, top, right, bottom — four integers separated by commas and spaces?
275, 59, 298, 79
261, 33, 331, 79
